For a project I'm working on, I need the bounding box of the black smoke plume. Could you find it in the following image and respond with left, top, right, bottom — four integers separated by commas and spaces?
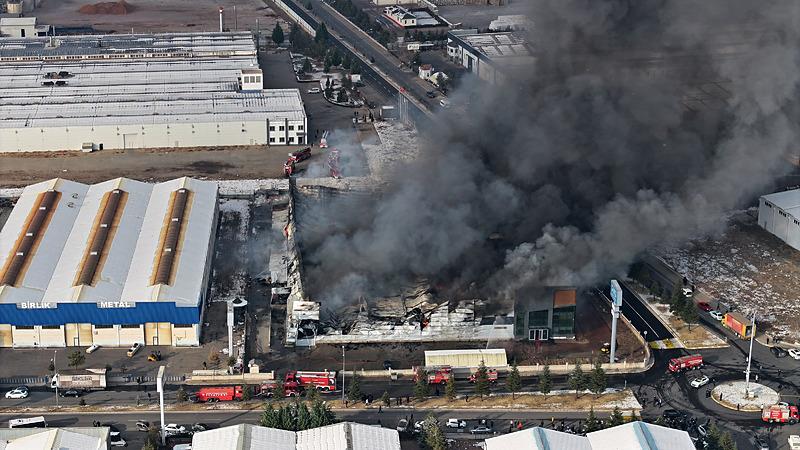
298, 0, 800, 305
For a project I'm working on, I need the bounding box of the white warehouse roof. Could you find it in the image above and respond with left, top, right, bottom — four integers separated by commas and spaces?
761, 189, 800, 218
0, 427, 109, 450
486, 423, 694, 450
0, 177, 217, 306
0, 32, 307, 129
191, 423, 400, 450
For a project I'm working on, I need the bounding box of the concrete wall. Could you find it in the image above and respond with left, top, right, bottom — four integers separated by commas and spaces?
759, 198, 800, 250
171, 324, 199, 346
0, 24, 35, 38
0, 119, 307, 153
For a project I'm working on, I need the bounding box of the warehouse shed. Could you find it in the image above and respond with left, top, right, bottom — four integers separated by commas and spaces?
0, 32, 307, 153
0, 177, 217, 348
758, 189, 800, 251
424, 349, 508, 368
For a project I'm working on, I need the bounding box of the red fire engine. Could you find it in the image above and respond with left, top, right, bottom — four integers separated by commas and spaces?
288, 147, 312, 163
284, 160, 295, 177
414, 366, 453, 385
285, 370, 337, 392
468, 368, 498, 383
193, 386, 243, 403
667, 354, 703, 373
328, 149, 341, 179
762, 404, 799, 423
258, 380, 301, 397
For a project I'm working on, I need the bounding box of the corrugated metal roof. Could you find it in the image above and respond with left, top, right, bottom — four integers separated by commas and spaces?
76, 188, 125, 286
586, 422, 695, 450
424, 349, 508, 368
486, 427, 592, 450
295, 423, 400, 450
0, 189, 59, 287
153, 188, 189, 285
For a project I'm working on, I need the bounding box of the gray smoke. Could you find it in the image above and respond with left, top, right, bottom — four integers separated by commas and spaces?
299, 0, 800, 305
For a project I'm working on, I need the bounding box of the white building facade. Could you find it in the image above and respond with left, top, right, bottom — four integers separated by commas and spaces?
759, 189, 800, 251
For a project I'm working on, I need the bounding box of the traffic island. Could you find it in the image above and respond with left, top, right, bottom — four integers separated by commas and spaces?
711, 381, 778, 412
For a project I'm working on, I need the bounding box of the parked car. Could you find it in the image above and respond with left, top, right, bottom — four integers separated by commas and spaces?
690, 375, 710, 388
163, 424, 187, 435
396, 419, 409, 433
470, 425, 493, 435
789, 349, 800, 360
756, 434, 770, 450
710, 310, 724, 321
682, 287, 694, 296
439, 98, 451, 108
307, 87, 321, 94
771, 347, 789, 358
102, 424, 121, 437
136, 421, 152, 432
697, 302, 712, 312
173, 445, 193, 450
192, 423, 210, 432
788, 435, 800, 450
60, 389, 81, 398
382, 360, 393, 370
86, 344, 100, 354
446, 419, 467, 429
109, 436, 127, 447
147, 352, 162, 362
126, 342, 142, 357
662, 409, 683, 420
426, 91, 436, 98
5, 387, 28, 399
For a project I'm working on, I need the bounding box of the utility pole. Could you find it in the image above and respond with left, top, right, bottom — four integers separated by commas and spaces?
744, 313, 757, 398
157, 366, 166, 446
341, 345, 345, 404
53, 350, 58, 407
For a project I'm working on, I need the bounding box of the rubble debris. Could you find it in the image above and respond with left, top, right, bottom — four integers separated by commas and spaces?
78, 0, 133, 15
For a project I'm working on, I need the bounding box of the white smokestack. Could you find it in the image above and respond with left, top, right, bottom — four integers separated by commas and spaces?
219, 7, 224, 33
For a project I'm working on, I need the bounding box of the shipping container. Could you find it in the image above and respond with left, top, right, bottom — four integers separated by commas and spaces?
723, 312, 754, 339
50, 368, 107, 390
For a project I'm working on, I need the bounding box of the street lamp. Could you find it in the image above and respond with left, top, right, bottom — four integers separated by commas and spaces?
53, 350, 58, 407
744, 313, 757, 398
341, 345, 345, 404
157, 366, 166, 446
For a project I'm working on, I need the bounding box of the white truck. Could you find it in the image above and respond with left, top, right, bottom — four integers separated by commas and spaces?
51, 368, 107, 390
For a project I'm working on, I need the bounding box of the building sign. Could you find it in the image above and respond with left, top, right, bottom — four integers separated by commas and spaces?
17, 302, 56, 309
609, 280, 623, 308
97, 301, 135, 308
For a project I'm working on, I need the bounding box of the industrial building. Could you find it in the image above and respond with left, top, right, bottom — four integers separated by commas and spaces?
0, 427, 110, 450
0, 177, 218, 348
0, 16, 50, 38
382, 6, 447, 31
515, 287, 577, 340
485, 422, 694, 450
0, 32, 307, 153
191, 422, 401, 450
758, 189, 800, 251
447, 29, 535, 84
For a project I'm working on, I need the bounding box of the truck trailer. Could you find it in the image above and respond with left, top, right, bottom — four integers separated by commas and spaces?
50, 368, 107, 390
723, 312, 754, 339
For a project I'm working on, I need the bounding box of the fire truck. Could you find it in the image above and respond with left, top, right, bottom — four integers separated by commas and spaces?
319, 130, 329, 148
285, 370, 337, 392
287, 147, 312, 163
762, 404, 799, 423
667, 354, 703, 373
414, 366, 453, 385
258, 380, 301, 398
468, 368, 498, 383
193, 386, 244, 403
284, 160, 296, 177
328, 149, 341, 179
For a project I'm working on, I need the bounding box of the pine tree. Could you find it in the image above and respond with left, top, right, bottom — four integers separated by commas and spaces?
568, 364, 586, 398
314, 23, 329, 44
336, 89, 347, 103
342, 54, 352, 70
272, 24, 285, 45
585, 407, 600, 432
423, 414, 446, 450
474, 361, 490, 399
414, 368, 430, 401
273, 380, 285, 399
242, 385, 253, 401
506, 362, 521, 398
176, 386, 188, 403
260, 402, 278, 428
301, 57, 312, 74
718, 431, 737, 450
324, 59, 331, 73
347, 374, 362, 402
143, 441, 156, 450
538, 364, 552, 397
289, 22, 301, 45
306, 386, 321, 402
67, 350, 85, 368
276, 404, 294, 430
381, 391, 391, 406
608, 406, 625, 427
331, 49, 342, 67
310, 399, 336, 426
706, 422, 722, 450
445, 376, 457, 401
590, 361, 607, 395
296, 402, 313, 430
681, 300, 700, 330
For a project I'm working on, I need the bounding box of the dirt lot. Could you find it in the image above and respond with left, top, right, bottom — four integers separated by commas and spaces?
658, 211, 800, 341
33, 0, 277, 34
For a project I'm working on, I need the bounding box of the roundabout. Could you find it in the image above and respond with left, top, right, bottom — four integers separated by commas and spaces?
710, 381, 779, 412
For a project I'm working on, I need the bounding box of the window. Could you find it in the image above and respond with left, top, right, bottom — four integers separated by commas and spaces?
552, 305, 576, 338
41, 325, 61, 329
288, 137, 294, 144
269, 126, 275, 131
14, 325, 34, 330
527, 309, 549, 328
121, 324, 140, 329
174, 324, 194, 328
298, 125, 304, 131
94, 324, 114, 329
289, 125, 294, 131
269, 137, 276, 143
279, 126, 285, 131
279, 137, 285, 143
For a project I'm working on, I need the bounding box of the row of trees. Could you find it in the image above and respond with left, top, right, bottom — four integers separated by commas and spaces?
260, 400, 336, 431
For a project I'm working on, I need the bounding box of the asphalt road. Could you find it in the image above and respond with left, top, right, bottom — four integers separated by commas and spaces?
604, 281, 674, 342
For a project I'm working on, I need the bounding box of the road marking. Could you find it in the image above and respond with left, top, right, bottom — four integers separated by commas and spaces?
623, 294, 661, 338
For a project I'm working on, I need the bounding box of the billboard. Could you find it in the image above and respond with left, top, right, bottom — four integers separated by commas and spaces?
610, 280, 622, 307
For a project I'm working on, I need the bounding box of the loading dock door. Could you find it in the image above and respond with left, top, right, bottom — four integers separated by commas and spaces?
123, 133, 139, 149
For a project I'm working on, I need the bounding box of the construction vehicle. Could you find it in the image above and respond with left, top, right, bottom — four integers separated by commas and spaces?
723, 312, 755, 339
287, 147, 312, 163
285, 370, 337, 392
762, 404, 799, 423
414, 366, 453, 384
50, 369, 107, 390
468, 368, 498, 383
667, 354, 703, 373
